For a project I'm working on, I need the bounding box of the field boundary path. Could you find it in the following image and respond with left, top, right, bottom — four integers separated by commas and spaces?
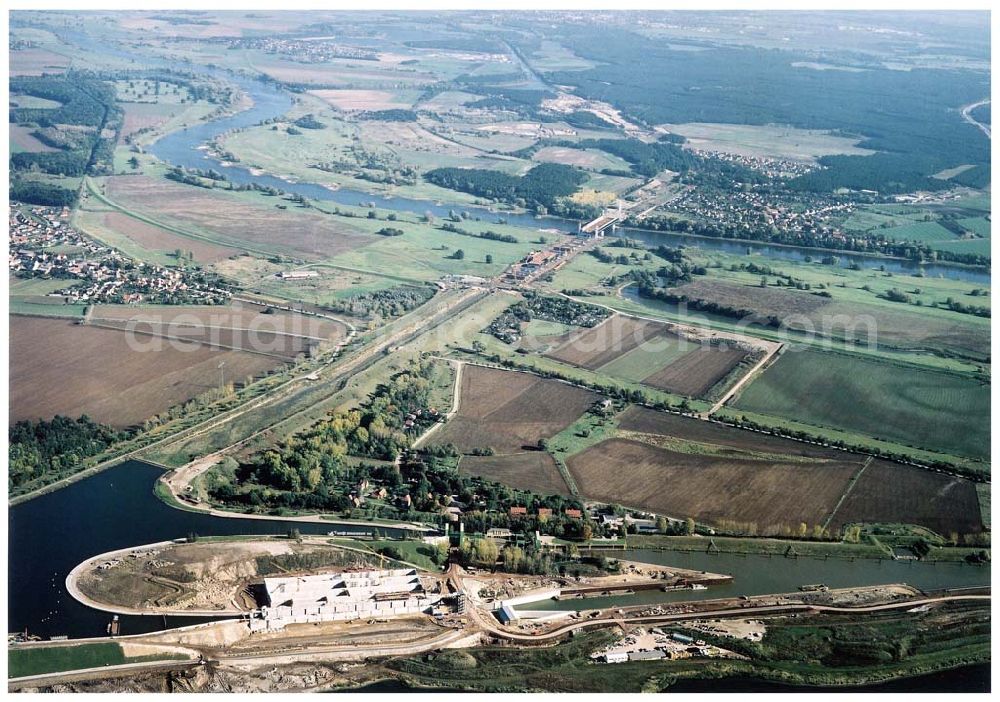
820, 456, 874, 533
412, 358, 464, 450
704, 340, 784, 416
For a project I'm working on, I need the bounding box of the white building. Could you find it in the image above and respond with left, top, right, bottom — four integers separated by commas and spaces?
250, 568, 438, 632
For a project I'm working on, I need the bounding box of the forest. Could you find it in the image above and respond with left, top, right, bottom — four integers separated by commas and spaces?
9, 73, 123, 201
8, 416, 128, 490
532, 26, 989, 193
424, 163, 587, 211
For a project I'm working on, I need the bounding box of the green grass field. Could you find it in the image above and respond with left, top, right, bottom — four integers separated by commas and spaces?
880, 220, 958, 243
595, 334, 699, 382
957, 217, 991, 238
733, 349, 990, 461
932, 238, 992, 257
8, 643, 186, 679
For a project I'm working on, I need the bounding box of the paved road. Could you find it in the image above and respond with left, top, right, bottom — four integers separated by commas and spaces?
961, 99, 991, 139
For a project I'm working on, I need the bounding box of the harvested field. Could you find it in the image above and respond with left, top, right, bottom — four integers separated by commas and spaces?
734, 350, 990, 461
531, 146, 628, 171
9, 124, 59, 153
670, 279, 829, 319
10, 315, 286, 427
641, 344, 748, 396
827, 460, 984, 537
458, 453, 570, 497
119, 102, 182, 138
89, 303, 348, 343
545, 315, 668, 370
568, 438, 858, 531
105, 176, 372, 259
93, 211, 240, 264
10, 49, 70, 76
432, 365, 598, 454
89, 320, 312, 361
669, 279, 990, 361
308, 89, 418, 111
618, 406, 855, 460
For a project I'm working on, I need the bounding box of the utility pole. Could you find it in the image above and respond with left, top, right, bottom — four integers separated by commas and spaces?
218, 360, 226, 391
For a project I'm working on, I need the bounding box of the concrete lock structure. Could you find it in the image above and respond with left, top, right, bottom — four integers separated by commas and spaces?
249, 568, 439, 632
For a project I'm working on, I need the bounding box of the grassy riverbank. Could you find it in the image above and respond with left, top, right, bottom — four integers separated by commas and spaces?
8, 643, 188, 679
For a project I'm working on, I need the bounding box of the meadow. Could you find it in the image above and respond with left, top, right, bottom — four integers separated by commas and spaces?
8, 643, 186, 679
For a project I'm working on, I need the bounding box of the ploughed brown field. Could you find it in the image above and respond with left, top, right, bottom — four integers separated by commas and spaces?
105, 176, 373, 259
433, 365, 597, 455
10, 315, 288, 428
458, 453, 570, 497
545, 315, 668, 369
827, 460, 984, 537
641, 344, 748, 396
566, 406, 984, 536
568, 438, 860, 531
617, 406, 845, 459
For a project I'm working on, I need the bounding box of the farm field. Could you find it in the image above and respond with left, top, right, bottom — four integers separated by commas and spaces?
933, 237, 992, 257
733, 349, 990, 461
9, 314, 290, 428
655, 122, 875, 162
432, 365, 598, 455
89, 302, 348, 340
9, 124, 58, 153
101, 176, 374, 260
9, 48, 70, 75
880, 220, 958, 243
542, 313, 755, 398
827, 459, 984, 537
665, 278, 991, 361
458, 453, 570, 497
957, 216, 991, 238
641, 344, 748, 396
75, 209, 240, 265
568, 438, 860, 532
531, 145, 631, 171
307, 88, 422, 111
544, 315, 669, 369
566, 406, 983, 536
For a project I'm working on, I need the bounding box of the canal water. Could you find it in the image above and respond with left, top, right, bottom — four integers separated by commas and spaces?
8, 461, 403, 640
516, 548, 989, 613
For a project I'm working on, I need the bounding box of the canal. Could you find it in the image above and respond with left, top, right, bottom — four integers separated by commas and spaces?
516, 548, 989, 613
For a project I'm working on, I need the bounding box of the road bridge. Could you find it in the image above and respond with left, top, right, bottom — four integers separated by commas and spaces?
579, 203, 625, 238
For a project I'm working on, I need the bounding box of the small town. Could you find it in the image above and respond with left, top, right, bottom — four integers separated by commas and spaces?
9, 205, 231, 306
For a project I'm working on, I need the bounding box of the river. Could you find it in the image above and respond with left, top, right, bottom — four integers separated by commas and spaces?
47, 25, 989, 286
8, 460, 403, 640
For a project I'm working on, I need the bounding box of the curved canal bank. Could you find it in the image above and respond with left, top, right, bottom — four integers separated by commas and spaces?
8, 460, 407, 640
